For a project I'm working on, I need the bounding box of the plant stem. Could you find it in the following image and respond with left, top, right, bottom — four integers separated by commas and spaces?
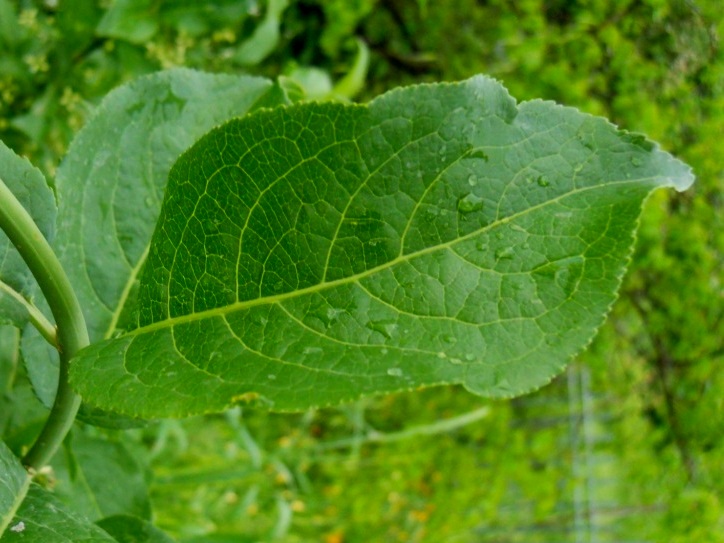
315, 405, 491, 450
0, 175, 89, 470
0, 279, 58, 347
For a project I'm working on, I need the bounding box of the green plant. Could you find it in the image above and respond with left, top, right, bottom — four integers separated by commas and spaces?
0, 66, 693, 541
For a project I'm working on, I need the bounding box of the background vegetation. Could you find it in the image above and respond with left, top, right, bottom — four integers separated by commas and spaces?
1, 0, 721, 541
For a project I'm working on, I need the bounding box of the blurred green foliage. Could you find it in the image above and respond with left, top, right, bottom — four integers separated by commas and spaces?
1, 0, 721, 541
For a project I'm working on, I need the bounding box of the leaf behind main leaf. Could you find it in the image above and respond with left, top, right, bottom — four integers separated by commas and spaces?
21, 69, 291, 427
0, 440, 30, 537
0, 141, 55, 330
52, 68, 290, 344
69, 75, 694, 418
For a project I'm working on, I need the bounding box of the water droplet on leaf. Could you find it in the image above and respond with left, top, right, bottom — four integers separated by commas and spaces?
457, 193, 484, 214
495, 247, 515, 260
366, 319, 398, 339
545, 335, 562, 347
387, 367, 403, 377
467, 148, 489, 161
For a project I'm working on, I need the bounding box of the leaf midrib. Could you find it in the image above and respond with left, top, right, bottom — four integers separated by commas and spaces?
119, 176, 654, 340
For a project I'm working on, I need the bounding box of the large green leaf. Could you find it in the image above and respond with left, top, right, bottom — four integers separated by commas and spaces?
0, 484, 116, 542
0, 141, 55, 329
69, 75, 693, 418
0, 440, 30, 537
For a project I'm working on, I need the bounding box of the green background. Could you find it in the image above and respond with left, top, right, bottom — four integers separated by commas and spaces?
1, 0, 721, 541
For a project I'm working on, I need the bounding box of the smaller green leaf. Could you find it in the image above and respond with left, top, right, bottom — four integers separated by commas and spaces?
0, 326, 20, 434
21, 69, 288, 428
0, 440, 30, 537
0, 484, 116, 542
96, 515, 174, 543
51, 433, 150, 522
0, 141, 55, 330
96, 0, 158, 43
234, 0, 289, 65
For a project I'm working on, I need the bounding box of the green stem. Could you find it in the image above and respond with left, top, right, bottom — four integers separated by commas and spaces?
0, 279, 58, 347
0, 175, 89, 469
316, 405, 491, 451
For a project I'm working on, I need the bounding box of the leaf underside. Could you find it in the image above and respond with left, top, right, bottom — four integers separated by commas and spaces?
69, 75, 693, 418
21, 68, 290, 425
0, 440, 30, 537
0, 141, 55, 329
1, 485, 116, 542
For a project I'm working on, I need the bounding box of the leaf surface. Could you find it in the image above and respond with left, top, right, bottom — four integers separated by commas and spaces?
96, 515, 175, 543
0, 440, 30, 537
53, 68, 289, 344
69, 75, 694, 417
51, 433, 150, 522
0, 141, 55, 329
23, 69, 288, 425
0, 484, 116, 542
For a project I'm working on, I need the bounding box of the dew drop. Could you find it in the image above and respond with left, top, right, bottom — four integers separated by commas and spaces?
366, 319, 398, 339
326, 307, 343, 322
144, 196, 155, 207
467, 174, 478, 186
492, 376, 513, 395
437, 351, 447, 359
465, 353, 476, 361
429, 207, 440, 217
495, 246, 515, 260
457, 193, 485, 214
475, 240, 488, 251
387, 367, 404, 377
442, 334, 458, 344
631, 156, 644, 167
267, 374, 277, 380
536, 176, 550, 187
303, 346, 323, 355
545, 335, 562, 347
510, 224, 526, 233
467, 148, 489, 161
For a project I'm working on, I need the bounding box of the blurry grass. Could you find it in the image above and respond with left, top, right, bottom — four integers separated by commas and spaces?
138, 355, 703, 543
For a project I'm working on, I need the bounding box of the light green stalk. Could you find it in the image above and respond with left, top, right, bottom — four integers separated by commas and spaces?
0, 175, 89, 469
